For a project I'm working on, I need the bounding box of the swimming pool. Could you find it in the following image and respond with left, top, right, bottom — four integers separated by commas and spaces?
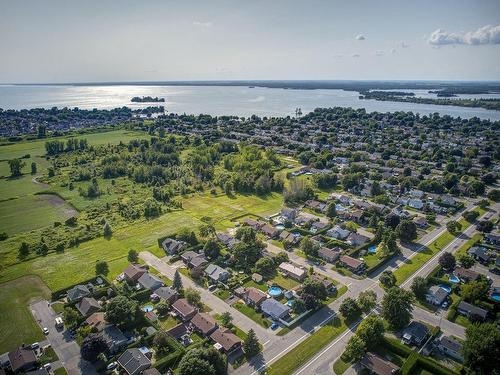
268, 286, 282, 297
142, 305, 154, 312
439, 284, 452, 294
275, 224, 285, 231
367, 245, 377, 254
491, 293, 500, 302
448, 275, 460, 284
286, 300, 295, 307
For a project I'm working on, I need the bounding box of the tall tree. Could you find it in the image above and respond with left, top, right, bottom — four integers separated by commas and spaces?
381, 287, 414, 330
8, 159, 25, 177
80, 333, 107, 362
31, 162, 37, 174
173, 270, 183, 291
379, 271, 396, 288
356, 315, 385, 349
127, 249, 138, 263
244, 329, 260, 358
339, 297, 362, 321
95, 260, 109, 276
357, 290, 377, 313
410, 276, 428, 300
463, 323, 500, 375
438, 252, 456, 271
396, 220, 417, 242
343, 335, 366, 362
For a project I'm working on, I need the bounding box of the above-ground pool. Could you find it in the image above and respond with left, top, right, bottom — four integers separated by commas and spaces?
268, 286, 282, 297
367, 245, 377, 254
142, 305, 154, 312
275, 224, 285, 231
448, 275, 460, 284
491, 293, 500, 302
439, 284, 452, 294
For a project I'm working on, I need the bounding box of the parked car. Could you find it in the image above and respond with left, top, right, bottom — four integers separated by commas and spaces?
31, 342, 40, 350
43, 327, 49, 335
106, 362, 118, 370
43, 363, 51, 370
270, 322, 279, 330
208, 285, 217, 292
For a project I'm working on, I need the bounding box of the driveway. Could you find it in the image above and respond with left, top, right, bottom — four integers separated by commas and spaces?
30, 300, 98, 375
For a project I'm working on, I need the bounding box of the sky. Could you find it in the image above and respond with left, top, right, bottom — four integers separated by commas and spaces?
0, 0, 499, 83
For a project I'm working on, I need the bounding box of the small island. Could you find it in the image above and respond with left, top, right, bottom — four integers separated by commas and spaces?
131, 96, 165, 103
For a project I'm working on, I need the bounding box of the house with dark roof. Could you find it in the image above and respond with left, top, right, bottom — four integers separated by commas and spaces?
261, 298, 291, 320
279, 230, 300, 245
117, 348, 151, 375
189, 313, 218, 337
137, 272, 164, 291
205, 264, 230, 283
438, 336, 463, 361
360, 352, 400, 375
172, 298, 197, 321
402, 321, 429, 346
66, 284, 91, 302
242, 218, 264, 231
235, 287, 267, 307
326, 225, 350, 240
166, 323, 189, 340
339, 255, 366, 274
281, 207, 299, 221
210, 328, 242, 354
261, 224, 280, 239
468, 246, 490, 264
161, 238, 186, 255
346, 232, 370, 247
123, 264, 147, 282
484, 233, 500, 245
216, 232, 240, 249
8, 346, 37, 373
457, 301, 488, 321
102, 324, 128, 353
317, 247, 341, 263
181, 251, 208, 269
76, 297, 101, 317
154, 286, 178, 304
425, 286, 448, 306
454, 267, 480, 282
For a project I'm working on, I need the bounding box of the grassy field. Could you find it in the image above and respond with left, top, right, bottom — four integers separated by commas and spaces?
266, 317, 348, 375
394, 207, 486, 285
0, 275, 51, 353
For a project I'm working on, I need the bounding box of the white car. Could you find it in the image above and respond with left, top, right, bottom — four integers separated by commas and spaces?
106, 361, 118, 370
31, 342, 40, 349
43, 327, 49, 335
43, 363, 51, 370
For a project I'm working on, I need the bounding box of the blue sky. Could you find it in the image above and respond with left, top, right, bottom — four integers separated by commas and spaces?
0, 0, 499, 83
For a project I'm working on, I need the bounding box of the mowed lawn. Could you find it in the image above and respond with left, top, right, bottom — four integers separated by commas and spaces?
0, 275, 51, 353
0, 194, 77, 235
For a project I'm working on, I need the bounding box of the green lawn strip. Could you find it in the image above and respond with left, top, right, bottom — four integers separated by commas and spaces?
267, 317, 348, 375
271, 274, 299, 290
333, 357, 352, 375
39, 346, 59, 364
0, 275, 50, 353
214, 289, 231, 301
242, 279, 268, 292
158, 315, 179, 330
454, 233, 483, 259
51, 302, 65, 314
233, 302, 271, 328
394, 207, 485, 285
53, 368, 69, 375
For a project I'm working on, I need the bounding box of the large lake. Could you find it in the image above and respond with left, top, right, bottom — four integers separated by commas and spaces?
1, 85, 499, 120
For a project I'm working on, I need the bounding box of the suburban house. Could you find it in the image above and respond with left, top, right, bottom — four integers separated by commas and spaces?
181, 251, 208, 269
67, 284, 91, 302
438, 336, 463, 361
161, 238, 186, 255
281, 207, 299, 221
402, 321, 429, 346
467, 246, 490, 264
123, 264, 147, 282
189, 313, 218, 337
311, 275, 337, 294
346, 232, 370, 247
279, 230, 300, 245
76, 297, 101, 317
172, 298, 197, 321
456, 301, 488, 321
360, 352, 400, 375
166, 323, 189, 340
408, 199, 424, 210
252, 273, 263, 283
8, 346, 37, 373
484, 233, 500, 245
261, 298, 291, 320
216, 232, 240, 249
205, 264, 230, 283
326, 225, 350, 240
117, 348, 151, 375
243, 218, 264, 231
85, 312, 107, 332
101, 324, 128, 353
339, 255, 366, 274
261, 224, 280, 238
310, 221, 328, 233
153, 286, 178, 304
210, 328, 243, 355
454, 267, 480, 282
234, 287, 267, 307
317, 247, 341, 263
425, 286, 448, 306
278, 262, 306, 281
137, 272, 164, 291
413, 216, 428, 228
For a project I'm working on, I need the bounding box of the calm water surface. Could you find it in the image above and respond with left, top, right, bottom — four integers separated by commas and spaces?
0, 85, 499, 120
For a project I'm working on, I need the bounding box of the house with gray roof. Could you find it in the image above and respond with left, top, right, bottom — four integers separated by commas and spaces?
438, 336, 463, 361
154, 286, 178, 304
261, 298, 291, 320
425, 286, 448, 306
117, 348, 151, 375
161, 238, 186, 255
67, 284, 91, 302
205, 264, 230, 283
102, 325, 128, 354
402, 321, 429, 347
76, 297, 101, 317
137, 272, 164, 291
457, 301, 488, 321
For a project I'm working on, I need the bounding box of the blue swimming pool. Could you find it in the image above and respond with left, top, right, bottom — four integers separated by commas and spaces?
491, 293, 500, 302
268, 286, 282, 297
448, 275, 460, 284
143, 305, 154, 312
439, 284, 452, 294
367, 246, 377, 254
275, 224, 285, 230
286, 300, 294, 307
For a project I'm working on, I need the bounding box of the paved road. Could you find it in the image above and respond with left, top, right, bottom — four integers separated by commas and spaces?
139, 252, 274, 344
30, 300, 98, 375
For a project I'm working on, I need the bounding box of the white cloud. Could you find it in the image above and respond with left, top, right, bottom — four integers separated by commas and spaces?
352, 54, 360, 58
428, 25, 500, 46
355, 34, 365, 40
193, 21, 213, 27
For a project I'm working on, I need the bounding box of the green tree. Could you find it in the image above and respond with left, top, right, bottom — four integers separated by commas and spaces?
156, 302, 169, 317
80, 333, 107, 362
462, 210, 480, 222
410, 276, 428, 300
127, 249, 138, 263
173, 270, 183, 291
203, 239, 220, 259
446, 220, 461, 234
463, 322, 500, 375
63, 307, 80, 327
18, 242, 30, 260
343, 335, 366, 362
339, 297, 362, 321
105, 295, 138, 327
177, 347, 226, 375
153, 330, 171, 353
103, 221, 112, 238
326, 202, 337, 219
220, 312, 233, 328
254, 257, 275, 278
396, 220, 417, 242
301, 278, 328, 309
379, 271, 396, 288
185, 288, 202, 308
300, 236, 318, 258
356, 315, 385, 349
458, 254, 475, 269
199, 223, 216, 238
381, 287, 414, 330
357, 290, 377, 313
244, 329, 260, 358
8, 159, 25, 177
31, 162, 37, 174
95, 260, 109, 276
461, 280, 490, 304
438, 252, 456, 271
